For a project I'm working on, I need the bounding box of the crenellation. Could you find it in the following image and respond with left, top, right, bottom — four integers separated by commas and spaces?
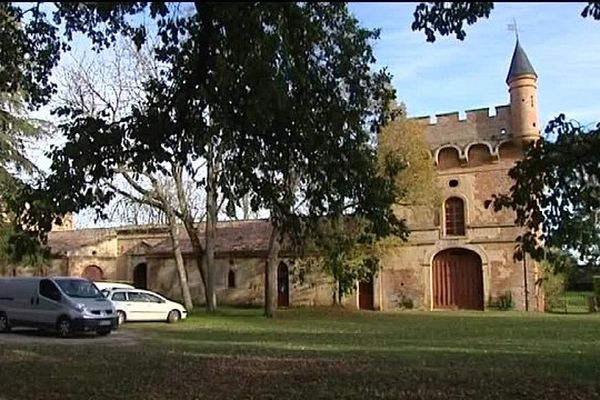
435, 111, 459, 124
412, 104, 512, 149
465, 107, 492, 121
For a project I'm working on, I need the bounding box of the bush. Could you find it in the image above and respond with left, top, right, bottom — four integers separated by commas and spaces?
540, 262, 566, 312
396, 293, 414, 309
496, 291, 513, 311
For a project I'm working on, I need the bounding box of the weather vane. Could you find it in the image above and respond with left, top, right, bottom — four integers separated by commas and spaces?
507, 18, 519, 41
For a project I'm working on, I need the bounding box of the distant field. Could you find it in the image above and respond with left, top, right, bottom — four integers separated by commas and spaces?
1, 308, 599, 399
548, 291, 595, 314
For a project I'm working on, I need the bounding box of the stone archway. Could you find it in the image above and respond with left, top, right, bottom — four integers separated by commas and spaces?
82, 265, 104, 281
133, 263, 148, 289
432, 248, 483, 310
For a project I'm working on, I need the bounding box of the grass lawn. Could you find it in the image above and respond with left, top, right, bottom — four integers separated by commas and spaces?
1, 308, 600, 399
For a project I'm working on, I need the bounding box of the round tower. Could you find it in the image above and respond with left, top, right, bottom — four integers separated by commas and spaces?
506, 39, 539, 143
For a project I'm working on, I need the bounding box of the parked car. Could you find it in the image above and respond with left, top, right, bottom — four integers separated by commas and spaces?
0, 277, 118, 338
105, 288, 187, 325
94, 281, 135, 298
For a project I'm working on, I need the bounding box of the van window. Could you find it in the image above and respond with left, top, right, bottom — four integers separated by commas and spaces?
111, 292, 127, 301
39, 280, 61, 301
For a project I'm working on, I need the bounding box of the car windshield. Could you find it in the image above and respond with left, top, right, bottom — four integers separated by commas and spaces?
55, 279, 103, 299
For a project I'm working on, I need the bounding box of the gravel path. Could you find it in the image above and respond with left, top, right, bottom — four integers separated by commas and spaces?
0, 328, 139, 346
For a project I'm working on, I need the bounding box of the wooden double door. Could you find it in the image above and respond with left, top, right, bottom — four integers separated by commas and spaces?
432, 249, 483, 310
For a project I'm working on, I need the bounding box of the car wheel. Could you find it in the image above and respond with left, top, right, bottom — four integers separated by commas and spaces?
167, 310, 181, 324
57, 317, 72, 338
117, 311, 126, 326
0, 313, 11, 333
97, 328, 111, 336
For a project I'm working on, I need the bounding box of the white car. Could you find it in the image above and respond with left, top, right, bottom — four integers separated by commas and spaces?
106, 289, 188, 325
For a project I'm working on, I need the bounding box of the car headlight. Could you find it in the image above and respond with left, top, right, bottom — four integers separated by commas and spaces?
74, 303, 87, 312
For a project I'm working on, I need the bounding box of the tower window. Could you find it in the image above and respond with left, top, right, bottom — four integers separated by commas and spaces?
530, 96, 534, 107
228, 269, 236, 289
445, 197, 465, 236
449, 179, 459, 188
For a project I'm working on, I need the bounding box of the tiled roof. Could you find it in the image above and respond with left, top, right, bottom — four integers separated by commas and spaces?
47, 228, 117, 254
148, 219, 274, 257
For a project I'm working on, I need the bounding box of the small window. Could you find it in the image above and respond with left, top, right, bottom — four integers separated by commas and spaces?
449, 179, 459, 188
500, 128, 507, 136
445, 197, 466, 236
228, 270, 236, 289
111, 292, 126, 301
39, 279, 61, 301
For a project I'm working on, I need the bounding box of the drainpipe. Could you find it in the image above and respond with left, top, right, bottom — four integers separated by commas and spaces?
523, 254, 529, 311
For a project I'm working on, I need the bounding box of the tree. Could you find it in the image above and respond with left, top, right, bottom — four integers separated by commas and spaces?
412, 2, 600, 264
52, 37, 205, 311
378, 103, 439, 208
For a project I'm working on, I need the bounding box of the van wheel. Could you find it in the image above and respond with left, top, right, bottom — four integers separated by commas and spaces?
97, 328, 111, 336
0, 313, 11, 333
117, 311, 126, 326
167, 310, 181, 324
57, 317, 72, 338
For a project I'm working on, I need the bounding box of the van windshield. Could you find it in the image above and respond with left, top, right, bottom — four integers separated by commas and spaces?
55, 279, 103, 299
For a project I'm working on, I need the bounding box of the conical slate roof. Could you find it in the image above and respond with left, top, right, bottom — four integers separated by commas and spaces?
506, 40, 537, 83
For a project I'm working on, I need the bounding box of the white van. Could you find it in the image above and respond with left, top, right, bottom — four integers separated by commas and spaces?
0, 277, 118, 338
94, 281, 135, 298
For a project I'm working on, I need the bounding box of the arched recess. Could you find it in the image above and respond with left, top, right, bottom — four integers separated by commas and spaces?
134, 263, 148, 289
432, 248, 483, 310
436, 146, 462, 170
277, 262, 289, 307
467, 143, 494, 167
497, 140, 523, 160
82, 265, 104, 281
228, 269, 236, 289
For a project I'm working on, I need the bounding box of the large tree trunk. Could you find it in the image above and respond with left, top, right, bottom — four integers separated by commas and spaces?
182, 218, 212, 310
264, 223, 281, 318
204, 141, 218, 313
168, 215, 194, 311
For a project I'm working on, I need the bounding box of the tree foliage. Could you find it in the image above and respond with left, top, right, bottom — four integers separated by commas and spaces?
412, 2, 600, 43
378, 104, 439, 208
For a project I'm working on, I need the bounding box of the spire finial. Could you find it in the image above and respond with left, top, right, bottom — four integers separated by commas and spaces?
508, 18, 519, 41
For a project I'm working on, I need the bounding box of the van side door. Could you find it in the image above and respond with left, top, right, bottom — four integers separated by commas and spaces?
37, 279, 64, 327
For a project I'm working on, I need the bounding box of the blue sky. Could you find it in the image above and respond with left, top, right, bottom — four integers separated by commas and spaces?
349, 2, 600, 128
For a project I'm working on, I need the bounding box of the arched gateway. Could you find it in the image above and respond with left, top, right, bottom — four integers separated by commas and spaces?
432, 248, 483, 310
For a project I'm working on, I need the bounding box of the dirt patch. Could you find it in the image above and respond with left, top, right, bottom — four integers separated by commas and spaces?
0, 328, 139, 346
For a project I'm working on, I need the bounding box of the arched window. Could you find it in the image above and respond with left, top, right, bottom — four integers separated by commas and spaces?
445, 197, 465, 236
228, 269, 236, 289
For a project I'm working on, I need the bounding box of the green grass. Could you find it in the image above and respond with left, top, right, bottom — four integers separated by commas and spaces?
2, 308, 600, 399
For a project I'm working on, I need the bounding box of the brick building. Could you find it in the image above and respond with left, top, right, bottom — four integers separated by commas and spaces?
11, 40, 543, 312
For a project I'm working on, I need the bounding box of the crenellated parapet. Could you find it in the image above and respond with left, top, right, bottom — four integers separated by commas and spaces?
412, 105, 512, 151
